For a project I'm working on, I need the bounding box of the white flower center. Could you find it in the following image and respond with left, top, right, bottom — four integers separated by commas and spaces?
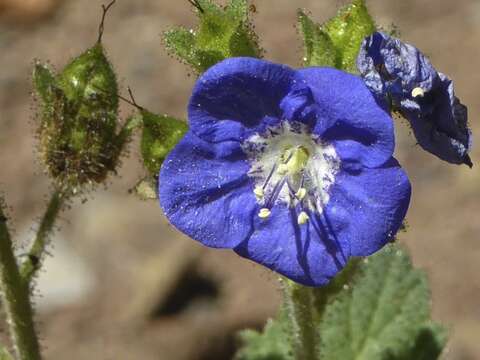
242, 122, 340, 224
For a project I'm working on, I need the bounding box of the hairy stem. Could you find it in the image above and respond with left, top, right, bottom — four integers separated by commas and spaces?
0, 204, 42, 360
282, 279, 319, 360
20, 190, 65, 283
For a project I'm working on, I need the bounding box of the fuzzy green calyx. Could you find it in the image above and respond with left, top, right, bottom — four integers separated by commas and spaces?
140, 111, 188, 176
298, 0, 375, 72
164, 0, 262, 74
33, 43, 127, 190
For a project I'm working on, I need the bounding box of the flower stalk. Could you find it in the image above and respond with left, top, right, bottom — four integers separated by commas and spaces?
0, 204, 41, 360
282, 279, 319, 360
20, 189, 65, 283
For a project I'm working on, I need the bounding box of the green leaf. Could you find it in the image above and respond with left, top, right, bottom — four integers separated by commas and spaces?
140, 111, 188, 175
234, 245, 446, 360
235, 311, 293, 360
164, 0, 261, 73
322, 0, 376, 72
319, 244, 447, 360
297, 10, 336, 67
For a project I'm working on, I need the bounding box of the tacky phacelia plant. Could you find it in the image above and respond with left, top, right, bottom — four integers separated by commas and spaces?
0, 1, 472, 359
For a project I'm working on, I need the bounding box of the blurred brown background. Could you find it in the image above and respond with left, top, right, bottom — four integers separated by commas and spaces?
0, 0, 478, 359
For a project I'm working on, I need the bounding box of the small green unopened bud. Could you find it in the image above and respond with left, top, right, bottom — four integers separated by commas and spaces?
34, 43, 126, 190
298, 0, 375, 72
140, 111, 188, 176
164, 0, 262, 73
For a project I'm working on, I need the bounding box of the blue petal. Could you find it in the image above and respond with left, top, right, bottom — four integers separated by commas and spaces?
292, 67, 395, 168
323, 158, 411, 256
234, 204, 349, 287
188, 57, 295, 143
159, 131, 258, 248
357, 32, 472, 167
406, 73, 472, 166
357, 31, 437, 105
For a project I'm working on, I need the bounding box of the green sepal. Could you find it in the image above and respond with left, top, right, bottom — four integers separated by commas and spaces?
322, 0, 375, 72
298, 0, 375, 72
164, 28, 197, 66
297, 10, 336, 68
57, 43, 118, 108
164, 0, 261, 74
33, 61, 56, 103
140, 111, 188, 176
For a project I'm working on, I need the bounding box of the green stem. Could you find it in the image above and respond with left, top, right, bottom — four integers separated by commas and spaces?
282, 279, 319, 360
0, 205, 42, 360
20, 190, 65, 283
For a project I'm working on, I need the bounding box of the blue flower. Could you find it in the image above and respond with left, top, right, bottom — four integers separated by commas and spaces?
159, 58, 411, 286
357, 32, 472, 167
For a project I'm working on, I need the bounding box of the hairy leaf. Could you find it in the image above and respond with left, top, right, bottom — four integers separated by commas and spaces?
235, 245, 446, 360
319, 245, 446, 360
235, 312, 293, 360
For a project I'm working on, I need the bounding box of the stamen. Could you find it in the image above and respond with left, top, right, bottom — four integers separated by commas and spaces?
295, 187, 307, 200
265, 178, 287, 209
262, 163, 277, 190
258, 208, 271, 219
297, 211, 309, 225
253, 186, 264, 199
411, 87, 425, 98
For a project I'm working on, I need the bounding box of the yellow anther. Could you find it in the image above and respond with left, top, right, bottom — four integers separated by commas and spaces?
258, 208, 271, 219
295, 188, 307, 200
411, 87, 425, 98
253, 186, 264, 198
277, 164, 288, 175
297, 211, 309, 225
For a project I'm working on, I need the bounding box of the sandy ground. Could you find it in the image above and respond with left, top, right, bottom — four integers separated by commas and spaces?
0, 0, 479, 359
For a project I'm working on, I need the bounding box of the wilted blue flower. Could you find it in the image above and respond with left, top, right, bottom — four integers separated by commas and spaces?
159, 58, 411, 286
357, 32, 472, 167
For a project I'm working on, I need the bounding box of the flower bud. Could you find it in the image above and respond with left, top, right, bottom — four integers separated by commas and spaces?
33, 43, 124, 190
140, 110, 188, 176
164, 0, 262, 74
